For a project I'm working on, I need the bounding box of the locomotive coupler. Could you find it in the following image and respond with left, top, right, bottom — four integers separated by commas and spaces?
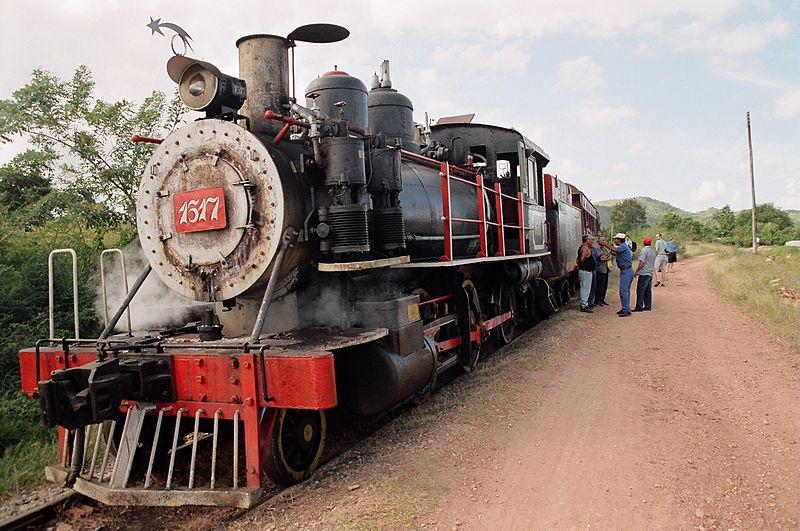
38, 357, 174, 430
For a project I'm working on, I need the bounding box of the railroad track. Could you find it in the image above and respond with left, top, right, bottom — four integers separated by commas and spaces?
0, 491, 82, 531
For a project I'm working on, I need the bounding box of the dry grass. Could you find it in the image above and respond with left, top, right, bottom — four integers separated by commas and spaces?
0, 440, 57, 495
706, 246, 800, 357
680, 241, 734, 260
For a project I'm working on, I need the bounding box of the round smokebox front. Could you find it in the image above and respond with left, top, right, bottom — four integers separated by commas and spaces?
137, 119, 284, 301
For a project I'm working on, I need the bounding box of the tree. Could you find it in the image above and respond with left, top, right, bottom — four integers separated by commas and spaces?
659, 211, 682, 231
0, 66, 184, 229
711, 205, 736, 238
610, 198, 647, 233
732, 203, 799, 246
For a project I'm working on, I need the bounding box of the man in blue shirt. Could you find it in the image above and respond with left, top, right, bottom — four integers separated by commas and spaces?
666, 237, 678, 274
601, 232, 634, 317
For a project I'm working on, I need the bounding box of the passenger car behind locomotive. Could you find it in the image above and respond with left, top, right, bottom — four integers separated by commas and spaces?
18, 24, 600, 507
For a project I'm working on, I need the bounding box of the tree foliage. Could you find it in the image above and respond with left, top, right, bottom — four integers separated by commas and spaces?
711, 205, 736, 238
654, 203, 799, 246
0, 66, 184, 230
610, 198, 647, 233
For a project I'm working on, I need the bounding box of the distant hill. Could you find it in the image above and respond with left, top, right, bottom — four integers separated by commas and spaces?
594, 196, 689, 227
595, 199, 800, 230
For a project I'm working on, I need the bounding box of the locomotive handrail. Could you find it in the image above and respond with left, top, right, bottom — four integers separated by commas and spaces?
131, 135, 164, 144
100, 249, 132, 337
48, 249, 80, 340
436, 161, 530, 261
400, 149, 478, 177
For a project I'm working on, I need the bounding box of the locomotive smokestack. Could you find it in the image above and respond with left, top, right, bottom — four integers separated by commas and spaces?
236, 34, 290, 135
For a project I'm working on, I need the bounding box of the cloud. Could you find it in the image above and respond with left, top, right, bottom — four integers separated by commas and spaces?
783, 179, 800, 208
572, 99, 638, 129
626, 140, 648, 155
653, 17, 791, 57
689, 180, 729, 204
602, 177, 624, 187
775, 89, 800, 118
430, 41, 530, 74
557, 56, 604, 92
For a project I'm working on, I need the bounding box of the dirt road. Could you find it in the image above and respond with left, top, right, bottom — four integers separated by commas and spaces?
234, 254, 800, 530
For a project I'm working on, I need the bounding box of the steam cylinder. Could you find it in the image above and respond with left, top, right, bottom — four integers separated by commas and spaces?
305, 69, 368, 131
236, 34, 290, 135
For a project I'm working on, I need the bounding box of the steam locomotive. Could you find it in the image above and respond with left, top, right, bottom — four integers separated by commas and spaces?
18, 24, 599, 507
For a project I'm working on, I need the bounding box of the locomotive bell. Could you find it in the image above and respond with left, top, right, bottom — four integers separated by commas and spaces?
167, 56, 246, 115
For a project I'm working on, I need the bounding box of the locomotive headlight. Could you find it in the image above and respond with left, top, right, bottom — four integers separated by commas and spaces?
178, 63, 220, 111
167, 56, 247, 116
188, 74, 206, 97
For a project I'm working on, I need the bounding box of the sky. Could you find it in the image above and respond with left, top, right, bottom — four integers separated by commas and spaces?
1, 0, 798, 212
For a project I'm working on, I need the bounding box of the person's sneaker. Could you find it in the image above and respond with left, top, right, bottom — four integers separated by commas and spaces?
580, 307, 593, 313
654, 281, 661, 287
632, 308, 644, 312
616, 310, 625, 314
644, 308, 652, 311
600, 301, 609, 306
618, 311, 632, 317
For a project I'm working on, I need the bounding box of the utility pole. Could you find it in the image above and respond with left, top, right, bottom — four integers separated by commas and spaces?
746, 112, 758, 254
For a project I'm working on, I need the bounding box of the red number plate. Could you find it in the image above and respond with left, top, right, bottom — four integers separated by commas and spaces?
173, 187, 227, 233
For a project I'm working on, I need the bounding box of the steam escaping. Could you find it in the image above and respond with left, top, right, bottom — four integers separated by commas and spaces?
95, 244, 210, 333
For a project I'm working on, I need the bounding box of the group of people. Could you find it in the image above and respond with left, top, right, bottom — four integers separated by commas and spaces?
576, 233, 677, 317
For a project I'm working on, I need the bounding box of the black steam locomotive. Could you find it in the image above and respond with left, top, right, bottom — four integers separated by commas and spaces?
19, 24, 599, 507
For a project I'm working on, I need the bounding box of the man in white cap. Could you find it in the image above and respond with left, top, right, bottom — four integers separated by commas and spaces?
601, 233, 634, 317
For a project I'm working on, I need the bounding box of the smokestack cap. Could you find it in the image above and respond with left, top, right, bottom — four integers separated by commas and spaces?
287, 24, 349, 43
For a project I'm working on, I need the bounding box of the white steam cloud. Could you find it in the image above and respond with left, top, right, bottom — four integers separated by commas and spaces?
95, 244, 210, 333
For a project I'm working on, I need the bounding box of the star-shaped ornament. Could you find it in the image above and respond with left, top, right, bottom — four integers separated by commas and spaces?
147, 17, 164, 36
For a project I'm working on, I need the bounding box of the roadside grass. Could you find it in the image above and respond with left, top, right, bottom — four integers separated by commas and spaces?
0, 439, 57, 496
706, 245, 800, 357
0, 393, 58, 496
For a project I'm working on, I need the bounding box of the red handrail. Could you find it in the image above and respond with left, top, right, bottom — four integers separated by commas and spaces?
401, 151, 533, 261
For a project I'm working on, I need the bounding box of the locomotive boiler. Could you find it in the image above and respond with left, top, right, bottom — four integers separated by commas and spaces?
18, 23, 598, 508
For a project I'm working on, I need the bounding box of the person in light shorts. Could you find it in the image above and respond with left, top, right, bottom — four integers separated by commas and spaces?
653, 233, 668, 286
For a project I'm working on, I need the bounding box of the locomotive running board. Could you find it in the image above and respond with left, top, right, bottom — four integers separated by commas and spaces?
392, 251, 550, 268
46, 466, 260, 508
318, 255, 410, 271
